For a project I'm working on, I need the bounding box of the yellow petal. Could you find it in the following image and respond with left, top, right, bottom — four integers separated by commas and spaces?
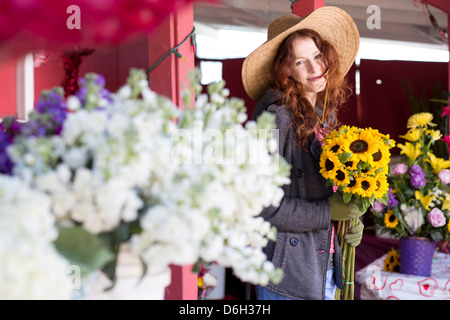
399, 129, 421, 142
415, 190, 435, 211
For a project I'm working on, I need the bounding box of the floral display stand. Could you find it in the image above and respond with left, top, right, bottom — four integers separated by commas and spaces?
356, 252, 450, 300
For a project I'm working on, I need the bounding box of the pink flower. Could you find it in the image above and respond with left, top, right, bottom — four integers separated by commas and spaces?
442, 106, 450, 117
371, 200, 386, 213
427, 208, 446, 227
442, 135, 450, 146
438, 169, 450, 184
392, 163, 407, 175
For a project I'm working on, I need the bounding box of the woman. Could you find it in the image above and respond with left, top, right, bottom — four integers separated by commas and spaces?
242, 7, 364, 300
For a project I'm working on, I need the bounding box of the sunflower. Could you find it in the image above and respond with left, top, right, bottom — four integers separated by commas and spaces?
383, 249, 400, 272
384, 210, 399, 228
322, 136, 345, 154
319, 149, 340, 181
333, 168, 351, 187
373, 173, 389, 199
407, 112, 436, 130
353, 174, 377, 198
343, 128, 378, 163
370, 144, 391, 171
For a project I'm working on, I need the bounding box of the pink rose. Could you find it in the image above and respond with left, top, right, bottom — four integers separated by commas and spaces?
438, 169, 450, 184
427, 208, 446, 227
392, 163, 407, 175
371, 200, 386, 213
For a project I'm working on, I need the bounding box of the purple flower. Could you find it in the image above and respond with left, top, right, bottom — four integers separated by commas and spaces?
25, 90, 67, 136
0, 118, 21, 174
387, 188, 398, 208
0, 130, 14, 174
410, 164, 426, 189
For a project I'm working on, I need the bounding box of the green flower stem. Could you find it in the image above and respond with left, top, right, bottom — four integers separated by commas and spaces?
337, 217, 358, 300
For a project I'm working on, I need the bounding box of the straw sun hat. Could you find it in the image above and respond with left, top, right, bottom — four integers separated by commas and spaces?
242, 6, 360, 101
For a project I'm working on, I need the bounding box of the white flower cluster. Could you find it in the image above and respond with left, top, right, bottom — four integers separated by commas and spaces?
9, 72, 179, 235
7, 69, 290, 286
0, 175, 70, 299
131, 77, 290, 285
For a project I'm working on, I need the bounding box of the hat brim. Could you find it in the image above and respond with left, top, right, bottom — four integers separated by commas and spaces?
242, 6, 360, 101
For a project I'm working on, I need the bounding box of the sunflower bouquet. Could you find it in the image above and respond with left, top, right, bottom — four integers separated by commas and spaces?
320, 125, 395, 212
370, 112, 450, 245
319, 125, 395, 300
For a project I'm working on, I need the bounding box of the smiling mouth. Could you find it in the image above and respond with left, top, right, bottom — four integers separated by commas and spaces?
308, 76, 323, 81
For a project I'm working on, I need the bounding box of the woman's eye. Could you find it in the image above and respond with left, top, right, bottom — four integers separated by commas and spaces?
296, 61, 304, 66
315, 54, 322, 59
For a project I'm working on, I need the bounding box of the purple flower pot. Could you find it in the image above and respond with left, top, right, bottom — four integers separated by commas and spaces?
399, 237, 436, 277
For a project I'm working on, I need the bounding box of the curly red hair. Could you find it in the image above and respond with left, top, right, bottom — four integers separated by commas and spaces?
271, 29, 352, 149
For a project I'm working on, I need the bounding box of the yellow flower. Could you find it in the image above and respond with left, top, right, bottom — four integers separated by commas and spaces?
373, 173, 389, 199
448, 220, 450, 233
397, 142, 423, 161
323, 136, 345, 154
426, 129, 442, 142
415, 190, 435, 211
399, 128, 421, 142
383, 249, 400, 272
343, 128, 378, 163
371, 144, 392, 170
319, 149, 340, 181
334, 168, 351, 188
354, 174, 377, 198
443, 194, 450, 211
425, 153, 450, 174
407, 112, 436, 130
384, 210, 399, 228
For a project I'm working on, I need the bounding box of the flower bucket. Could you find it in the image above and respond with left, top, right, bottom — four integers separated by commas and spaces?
399, 237, 436, 277
86, 244, 171, 300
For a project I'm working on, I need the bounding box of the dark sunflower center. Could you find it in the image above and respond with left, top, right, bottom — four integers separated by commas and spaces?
344, 161, 353, 168
348, 179, 356, 188
388, 214, 396, 223
373, 150, 382, 161
325, 159, 335, 171
361, 180, 370, 190
336, 170, 346, 181
330, 145, 340, 153
350, 140, 369, 153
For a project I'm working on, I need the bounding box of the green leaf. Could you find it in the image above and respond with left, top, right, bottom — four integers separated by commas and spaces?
430, 231, 443, 242
54, 226, 114, 276
343, 192, 353, 204
378, 193, 388, 206
338, 152, 353, 164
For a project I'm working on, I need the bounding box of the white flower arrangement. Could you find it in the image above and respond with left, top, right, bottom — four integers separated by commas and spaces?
1, 68, 290, 288
0, 175, 71, 299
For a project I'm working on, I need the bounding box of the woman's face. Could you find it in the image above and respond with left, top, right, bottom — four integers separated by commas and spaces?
290, 36, 327, 103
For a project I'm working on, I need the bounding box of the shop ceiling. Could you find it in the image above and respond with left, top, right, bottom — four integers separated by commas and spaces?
193, 0, 448, 46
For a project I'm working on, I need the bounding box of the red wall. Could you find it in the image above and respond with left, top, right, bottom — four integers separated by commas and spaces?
0, 59, 16, 118
33, 37, 149, 103
358, 59, 447, 148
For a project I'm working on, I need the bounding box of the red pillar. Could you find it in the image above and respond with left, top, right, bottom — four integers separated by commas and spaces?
147, 2, 198, 300
291, 0, 324, 16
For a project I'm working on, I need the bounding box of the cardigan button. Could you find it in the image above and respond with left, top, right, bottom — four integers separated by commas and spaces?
290, 237, 299, 246
294, 168, 304, 178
